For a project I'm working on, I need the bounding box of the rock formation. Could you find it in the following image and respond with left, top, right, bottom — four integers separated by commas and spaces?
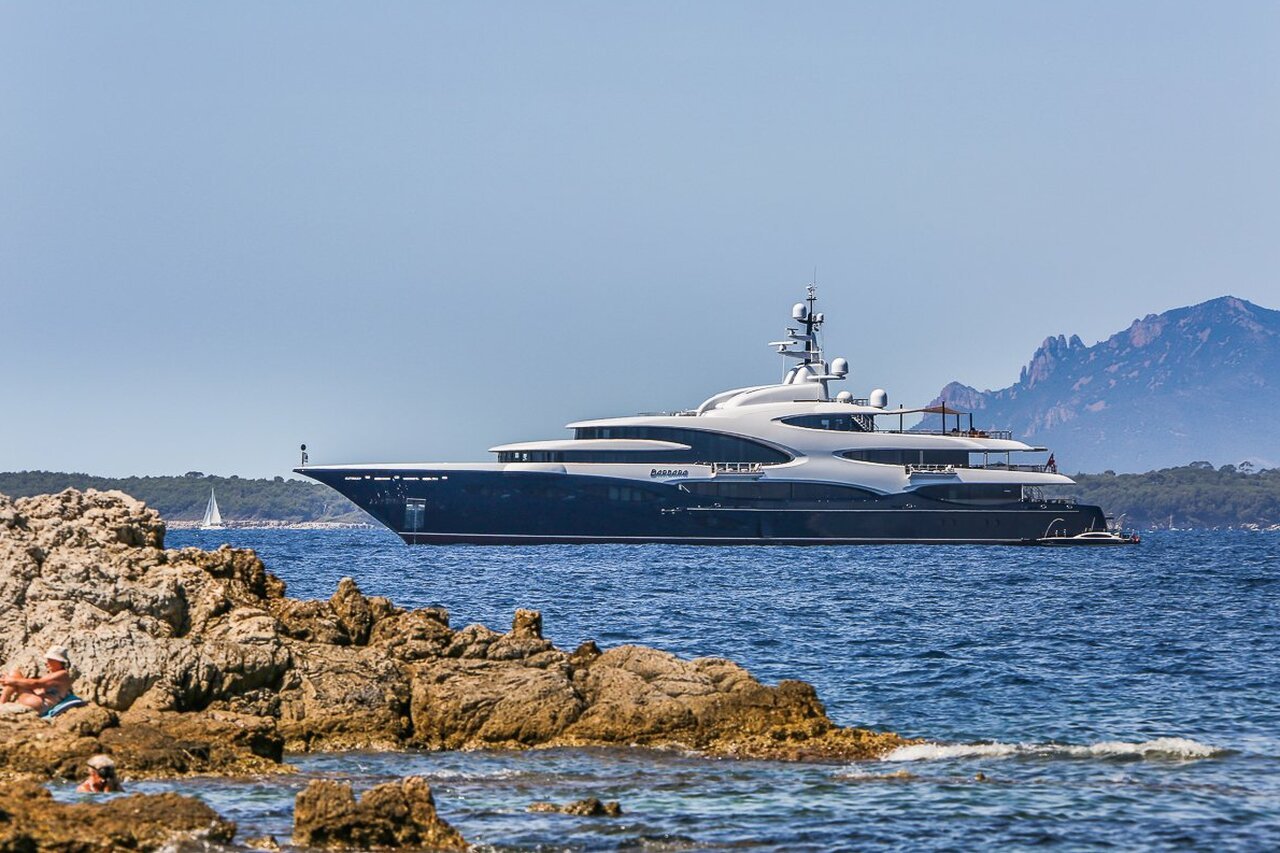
528, 797, 623, 817
0, 703, 282, 780
927, 295, 1280, 471
0, 779, 235, 851
0, 488, 907, 780
292, 776, 466, 850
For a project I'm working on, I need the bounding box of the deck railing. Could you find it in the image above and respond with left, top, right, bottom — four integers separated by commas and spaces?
877, 428, 1014, 440
905, 464, 957, 475
707, 462, 764, 474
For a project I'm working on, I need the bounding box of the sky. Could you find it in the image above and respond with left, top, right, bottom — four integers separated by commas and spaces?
2, 2, 1277, 478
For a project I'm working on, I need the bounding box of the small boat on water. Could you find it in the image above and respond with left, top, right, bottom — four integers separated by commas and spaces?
1036, 530, 1140, 546
200, 488, 224, 530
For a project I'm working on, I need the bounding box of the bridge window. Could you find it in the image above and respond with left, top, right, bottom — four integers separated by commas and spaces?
780, 414, 868, 432
498, 451, 565, 463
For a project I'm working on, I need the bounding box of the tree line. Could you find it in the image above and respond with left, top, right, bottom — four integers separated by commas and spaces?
1059, 462, 1280, 529
0, 471, 363, 523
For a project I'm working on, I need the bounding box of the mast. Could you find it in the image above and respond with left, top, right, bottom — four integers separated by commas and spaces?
768, 285, 846, 397
803, 283, 819, 365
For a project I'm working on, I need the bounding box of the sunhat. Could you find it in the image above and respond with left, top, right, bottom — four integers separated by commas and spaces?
87, 754, 116, 772
45, 645, 70, 664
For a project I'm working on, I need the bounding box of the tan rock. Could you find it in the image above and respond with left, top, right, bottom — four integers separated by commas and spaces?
410, 659, 584, 749
331, 576, 375, 644
527, 797, 622, 817
276, 644, 412, 750
0, 779, 235, 850
292, 776, 466, 850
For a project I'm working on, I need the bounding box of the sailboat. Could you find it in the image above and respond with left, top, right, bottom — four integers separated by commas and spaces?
200, 488, 224, 529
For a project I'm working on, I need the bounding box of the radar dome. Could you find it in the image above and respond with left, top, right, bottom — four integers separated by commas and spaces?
869, 388, 889, 409
835, 391, 853, 403
830, 357, 849, 377
792, 302, 808, 320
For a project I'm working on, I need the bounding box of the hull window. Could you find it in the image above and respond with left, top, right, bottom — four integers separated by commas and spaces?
607, 486, 655, 502
913, 484, 1023, 504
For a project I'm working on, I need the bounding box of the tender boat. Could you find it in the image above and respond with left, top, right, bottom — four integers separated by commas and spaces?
299, 288, 1121, 545
1036, 530, 1141, 546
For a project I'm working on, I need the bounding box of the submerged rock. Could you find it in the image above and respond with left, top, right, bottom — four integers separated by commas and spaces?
528, 797, 623, 817
292, 776, 467, 849
0, 779, 235, 850
0, 488, 910, 777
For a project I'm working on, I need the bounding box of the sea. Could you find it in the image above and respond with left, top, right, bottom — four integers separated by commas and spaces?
55, 529, 1279, 850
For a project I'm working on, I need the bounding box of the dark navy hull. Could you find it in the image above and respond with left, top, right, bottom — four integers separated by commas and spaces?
302, 467, 1107, 546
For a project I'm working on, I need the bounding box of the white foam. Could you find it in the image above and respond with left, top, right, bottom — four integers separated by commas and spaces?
884, 736, 1222, 763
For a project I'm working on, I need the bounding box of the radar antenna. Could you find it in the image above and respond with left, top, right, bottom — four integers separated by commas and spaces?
767, 285, 848, 398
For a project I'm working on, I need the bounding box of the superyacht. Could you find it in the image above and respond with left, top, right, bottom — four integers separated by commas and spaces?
298, 288, 1111, 544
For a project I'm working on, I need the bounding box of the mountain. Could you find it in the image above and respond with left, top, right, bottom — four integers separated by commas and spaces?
926, 296, 1280, 472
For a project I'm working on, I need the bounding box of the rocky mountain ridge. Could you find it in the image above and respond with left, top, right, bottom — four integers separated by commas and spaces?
929, 296, 1280, 471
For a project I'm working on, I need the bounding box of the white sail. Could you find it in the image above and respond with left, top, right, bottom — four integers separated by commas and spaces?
201, 488, 223, 529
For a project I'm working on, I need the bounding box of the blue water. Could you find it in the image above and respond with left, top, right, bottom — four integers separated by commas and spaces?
57, 530, 1280, 849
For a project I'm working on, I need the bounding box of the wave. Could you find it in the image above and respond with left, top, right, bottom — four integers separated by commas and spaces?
884, 736, 1224, 762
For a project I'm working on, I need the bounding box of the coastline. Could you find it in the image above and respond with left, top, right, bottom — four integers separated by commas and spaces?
165, 520, 377, 530
1, 487, 909, 847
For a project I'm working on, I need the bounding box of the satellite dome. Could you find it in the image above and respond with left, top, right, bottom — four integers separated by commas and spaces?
830, 357, 849, 377
835, 391, 854, 403
869, 388, 889, 409
792, 302, 808, 321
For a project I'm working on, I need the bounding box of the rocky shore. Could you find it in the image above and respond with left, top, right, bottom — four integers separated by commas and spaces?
0, 487, 909, 847
0, 780, 236, 850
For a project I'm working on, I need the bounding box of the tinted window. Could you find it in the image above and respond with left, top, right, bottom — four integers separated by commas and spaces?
571, 427, 790, 464
682, 481, 876, 503
914, 484, 1022, 504
781, 414, 868, 432
841, 449, 968, 466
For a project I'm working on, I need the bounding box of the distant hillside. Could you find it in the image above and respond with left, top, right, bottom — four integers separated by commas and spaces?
0, 471, 366, 524
927, 296, 1280, 472
1058, 463, 1280, 530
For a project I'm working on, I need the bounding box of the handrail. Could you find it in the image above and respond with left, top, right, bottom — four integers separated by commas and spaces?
706, 462, 764, 474
905, 464, 956, 475
876, 428, 1014, 440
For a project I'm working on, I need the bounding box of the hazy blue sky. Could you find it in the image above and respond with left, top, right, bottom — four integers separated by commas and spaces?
3, 2, 1277, 477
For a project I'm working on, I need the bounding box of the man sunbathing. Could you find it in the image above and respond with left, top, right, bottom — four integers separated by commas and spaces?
0, 646, 74, 713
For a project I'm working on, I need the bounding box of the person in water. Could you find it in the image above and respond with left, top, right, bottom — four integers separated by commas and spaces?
0, 645, 74, 713
77, 754, 123, 793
